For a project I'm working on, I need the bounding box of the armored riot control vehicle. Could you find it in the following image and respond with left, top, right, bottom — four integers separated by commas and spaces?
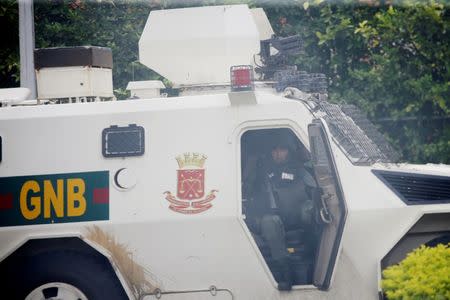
0, 4, 449, 300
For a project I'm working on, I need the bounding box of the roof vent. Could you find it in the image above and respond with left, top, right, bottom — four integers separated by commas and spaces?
34, 46, 114, 103
126, 80, 165, 99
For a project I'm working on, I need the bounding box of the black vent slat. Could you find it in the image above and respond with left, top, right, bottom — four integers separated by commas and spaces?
384, 183, 450, 195
390, 185, 450, 194
385, 181, 450, 193
383, 173, 449, 182
391, 186, 450, 195
393, 190, 449, 199
382, 176, 450, 190
386, 188, 450, 197
382, 175, 450, 187
390, 189, 450, 197
373, 170, 450, 205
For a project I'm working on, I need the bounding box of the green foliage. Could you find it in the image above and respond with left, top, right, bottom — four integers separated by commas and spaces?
33, 0, 164, 99
382, 243, 450, 300
347, 1, 450, 163
0, 0, 19, 88
263, 0, 450, 163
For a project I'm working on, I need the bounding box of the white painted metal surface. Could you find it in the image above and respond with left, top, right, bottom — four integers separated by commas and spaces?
1, 90, 449, 299
139, 5, 261, 86
36, 66, 113, 99
115, 168, 137, 190
1, 5, 450, 300
250, 8, 274, 41
126, 80, 165, 99
0, 87, 31, 106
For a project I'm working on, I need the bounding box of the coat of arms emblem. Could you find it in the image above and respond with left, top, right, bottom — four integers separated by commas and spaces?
164, 153, 218, 214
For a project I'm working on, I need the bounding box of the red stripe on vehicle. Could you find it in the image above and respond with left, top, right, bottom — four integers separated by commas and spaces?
0, 194, 13, 210
93, 188, 109, 204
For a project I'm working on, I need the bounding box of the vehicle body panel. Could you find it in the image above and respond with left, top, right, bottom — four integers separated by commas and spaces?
1, 91, 449, 299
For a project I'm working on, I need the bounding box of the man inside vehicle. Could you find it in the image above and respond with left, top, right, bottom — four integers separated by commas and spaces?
243, 131, 317, 291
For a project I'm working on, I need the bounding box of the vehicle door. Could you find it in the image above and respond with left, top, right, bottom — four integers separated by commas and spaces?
308, 119, 348, 290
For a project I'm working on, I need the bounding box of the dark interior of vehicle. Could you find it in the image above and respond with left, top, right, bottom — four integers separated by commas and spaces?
241, 128, 322, 286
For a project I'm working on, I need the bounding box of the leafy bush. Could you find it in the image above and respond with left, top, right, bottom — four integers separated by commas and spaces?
382, 243, 450, 300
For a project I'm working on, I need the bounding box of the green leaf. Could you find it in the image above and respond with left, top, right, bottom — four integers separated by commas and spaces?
303, 1, 309, 10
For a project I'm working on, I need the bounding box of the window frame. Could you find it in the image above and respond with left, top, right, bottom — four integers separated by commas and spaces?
235, 120, 316, 289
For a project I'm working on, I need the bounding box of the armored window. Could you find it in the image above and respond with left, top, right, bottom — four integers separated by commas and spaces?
102, 124, 145, 158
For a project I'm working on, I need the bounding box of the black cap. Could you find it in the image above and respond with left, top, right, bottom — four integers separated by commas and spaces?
270, 130, 297, 151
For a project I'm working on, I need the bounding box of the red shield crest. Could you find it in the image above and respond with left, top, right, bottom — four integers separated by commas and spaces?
164, 152, 218, 214
177, 169, 204, 200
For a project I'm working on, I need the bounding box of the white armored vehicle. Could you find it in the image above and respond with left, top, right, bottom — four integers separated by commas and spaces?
0, 5, 449, 300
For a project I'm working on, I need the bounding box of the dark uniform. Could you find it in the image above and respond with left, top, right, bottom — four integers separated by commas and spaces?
257, 156, 316, 257
243, 148, 316, 290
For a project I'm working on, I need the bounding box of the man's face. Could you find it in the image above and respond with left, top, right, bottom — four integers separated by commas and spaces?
271, 146, 289, 164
